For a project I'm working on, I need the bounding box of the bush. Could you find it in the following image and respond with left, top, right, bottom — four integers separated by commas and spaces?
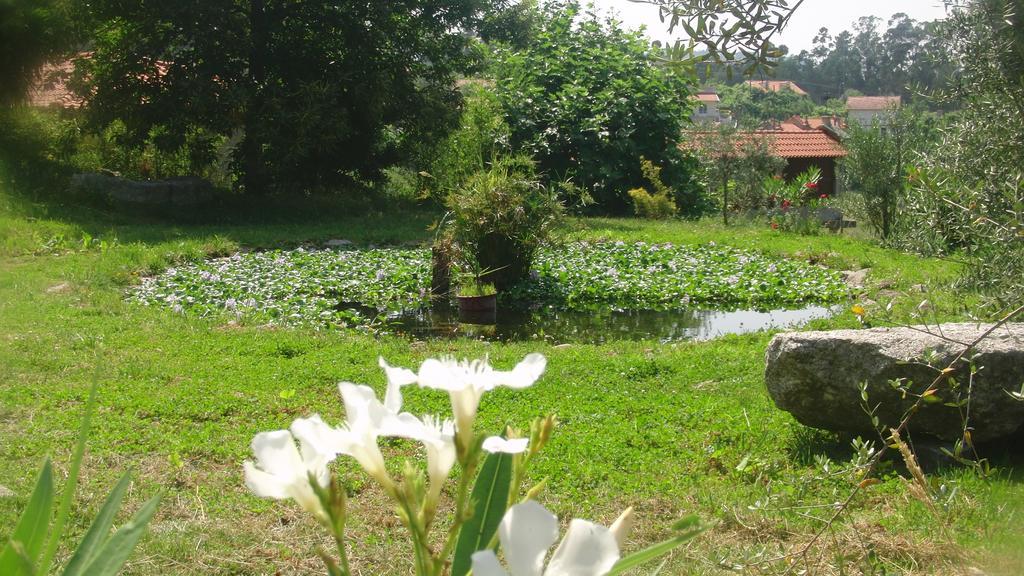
490, 0, 698, 214
444, 155, 563, 290
627, 158, 677, 219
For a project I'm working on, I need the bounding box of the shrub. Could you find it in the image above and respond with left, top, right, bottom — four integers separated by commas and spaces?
444, 155, 562, 290
490, 0, 698, 214
627, 158, 677, 219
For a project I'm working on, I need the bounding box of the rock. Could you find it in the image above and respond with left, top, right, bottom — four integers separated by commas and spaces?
325, 239, 353, 247
842, 268, 870, 288
765, 323, 1024, 442
46, 282, 71, 294
877, 289, 902, 300
70, 173, 213, 211
0, 484, 13, 497
876, 279, 896, 289
909, 284, 927, 293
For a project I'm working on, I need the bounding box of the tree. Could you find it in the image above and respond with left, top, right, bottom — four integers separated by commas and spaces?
717, 83, 815, 126
694, 124, 780, 224
490, 0, 698, 213
0, 0, 73, 106
79, 0, 488, 195
903, 0, 1024, 306
842, 107, 935, 240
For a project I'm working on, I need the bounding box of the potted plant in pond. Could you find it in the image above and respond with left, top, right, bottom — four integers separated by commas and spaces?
454, 266, 499, 324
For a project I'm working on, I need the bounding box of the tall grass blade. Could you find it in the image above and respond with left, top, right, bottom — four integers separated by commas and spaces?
79, 494, 161, 576
0, 459, 55, 575
39, 377, 100, 575
60, 472, 132, 576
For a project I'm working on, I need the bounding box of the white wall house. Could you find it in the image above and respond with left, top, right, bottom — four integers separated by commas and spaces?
691, 91, 722, 124
847, 96, 901, 127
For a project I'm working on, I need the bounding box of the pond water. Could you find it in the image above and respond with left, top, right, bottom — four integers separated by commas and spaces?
374, 302, 841, 343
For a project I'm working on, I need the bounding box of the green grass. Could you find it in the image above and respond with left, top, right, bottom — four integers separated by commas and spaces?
0, 194, 1020, 575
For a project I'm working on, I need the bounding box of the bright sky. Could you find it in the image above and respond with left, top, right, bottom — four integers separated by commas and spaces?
589, 0, 951, 53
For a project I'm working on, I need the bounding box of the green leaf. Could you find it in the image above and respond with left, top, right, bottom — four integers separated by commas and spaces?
79, 494, 161, 576
606, 516, 704, 576
41, 376, 100, 575
0, 459, 55, 576
450, 452, 514, 576
61, 473, 132, 576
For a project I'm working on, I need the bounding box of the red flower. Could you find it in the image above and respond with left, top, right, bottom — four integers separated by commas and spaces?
806, 181, 819, 189
782, 199, 791, 208
770, 222, 779, 230
820, 193, 828, 199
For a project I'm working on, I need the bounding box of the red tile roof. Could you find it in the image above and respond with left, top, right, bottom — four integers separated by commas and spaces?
743, 80, 808, 96
692, 93, 720, 103
846, 96, 900, 110
684, 118, 846, 159
27, 58, 85, 108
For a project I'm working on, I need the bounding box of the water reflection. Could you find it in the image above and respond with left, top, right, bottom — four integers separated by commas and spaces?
381, 303, 839, 343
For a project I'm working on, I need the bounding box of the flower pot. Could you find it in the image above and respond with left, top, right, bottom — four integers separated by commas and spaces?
457, 293, 497, 324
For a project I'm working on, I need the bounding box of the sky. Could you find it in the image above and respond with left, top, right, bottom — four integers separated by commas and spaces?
589, 0, 951, 53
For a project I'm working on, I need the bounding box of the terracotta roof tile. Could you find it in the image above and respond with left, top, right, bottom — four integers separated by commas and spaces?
743, 80, 808, 96
692, 93, 720, 103
846, 96, 901, 110
684, 119, 846, 159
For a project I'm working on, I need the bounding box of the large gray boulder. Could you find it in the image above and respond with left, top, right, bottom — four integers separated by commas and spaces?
765, 323, 1024, 442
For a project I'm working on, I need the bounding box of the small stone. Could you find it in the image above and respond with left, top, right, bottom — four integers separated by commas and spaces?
877, 289, 901, 300
324, 239, 353, 247
910, 284, 927, 293
842, 268, 870, 288
553, 343, 572, 349
876, 279, 896, 289
0, 485, 14, 497
46, 282, 71, 294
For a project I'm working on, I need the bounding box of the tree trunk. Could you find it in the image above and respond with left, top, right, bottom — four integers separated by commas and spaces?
722, 171, 730, 225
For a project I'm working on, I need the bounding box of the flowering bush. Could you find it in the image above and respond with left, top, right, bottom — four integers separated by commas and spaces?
244, 354, 703, 575
766, 167, 830, 234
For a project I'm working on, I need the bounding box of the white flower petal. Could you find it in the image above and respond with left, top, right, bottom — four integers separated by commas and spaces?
471, 550, 511, 576
417, 357, 469, 391
609, 507, 634, 548
544, 519, 620, 576
483, 436, 530, 454
500, 501, 559, 576
501, 353, 547, 389
379, 357, 417, 413
290, 414, 340, 461
250, 430, 304, 476
243, 461, 289, 499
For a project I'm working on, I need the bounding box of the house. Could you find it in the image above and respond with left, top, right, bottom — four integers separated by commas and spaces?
690, 89, 722, 124
743, 80, 808, 97
685, 116, 847, 196
846, 95, 901, 127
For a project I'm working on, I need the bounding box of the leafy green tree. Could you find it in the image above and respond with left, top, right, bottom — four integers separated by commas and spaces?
0, 0, 73, 106
491, 0, 698, 213
717, 83, 815, 125
842, 107, 936, 240
903, 0, 1024, 307
79, 0, 487, 195
694, 124, 780, 224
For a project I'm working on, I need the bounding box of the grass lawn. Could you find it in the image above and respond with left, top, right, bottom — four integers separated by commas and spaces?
1, 191, 1021, 575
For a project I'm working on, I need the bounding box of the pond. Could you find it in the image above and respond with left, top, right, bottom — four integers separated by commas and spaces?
378, 302, 841, 343
131, 242, 849, 341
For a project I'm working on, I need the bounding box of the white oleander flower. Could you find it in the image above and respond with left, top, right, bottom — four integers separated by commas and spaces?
471, 500, 633, 576
417, 354, 546, 441
243, 417, 333, 520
